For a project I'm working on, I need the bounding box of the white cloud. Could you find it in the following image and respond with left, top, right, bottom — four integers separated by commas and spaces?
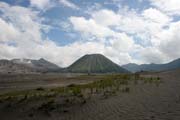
30, 0, 52, 10
29, 0, 80, 10
139, 47, 167, 64
69, 16, 115, 38
142, 8, 171, 25
1, 1, 180, 67
109, 33, 134, 52
69, 6, 180, 64
157, 21, 180, 59
92, 9, 120, 27
91, 9, 145, 34
0, 18, 20, 42
105, 47, 133, 65
0, 2, 121, 67
0, 2, 51, 61
149, 0, 180, 15
69, 14, 140, 65
0, 2, 43, 43
59, 0, 79, 10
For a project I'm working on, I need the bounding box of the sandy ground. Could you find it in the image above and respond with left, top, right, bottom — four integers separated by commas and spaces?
0, 70, 180, 120
0, 73, 101, 94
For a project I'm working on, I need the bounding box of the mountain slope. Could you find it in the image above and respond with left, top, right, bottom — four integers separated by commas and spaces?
122, 63, 140, 73
122, 58, 180, 72
31, 58, 60, 71
0, 58, 60, 73
67, 54, 129, 73
12, 58, 60, 72
0, 59, 35, 73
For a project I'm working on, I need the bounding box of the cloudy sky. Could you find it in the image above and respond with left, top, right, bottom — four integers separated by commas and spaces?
0, 0, 180, 67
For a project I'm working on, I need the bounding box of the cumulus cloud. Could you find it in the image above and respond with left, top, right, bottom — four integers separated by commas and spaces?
142, 8, 171, 25
92, 9, 120, 27
69, 16, 115, 38
157, 21, 180, 60
69, 5, 180, 64
0, 2, 43, 43
69, 11, 142, 64
0, 18, 20, 42
139, 47, 167, 64
0, 2, 112, 67
1, 0, 180, 67
91, 9, 144, 34
148, 0, 180, 16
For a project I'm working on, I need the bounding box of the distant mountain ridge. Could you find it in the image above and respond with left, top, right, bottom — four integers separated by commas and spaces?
67, 54, 129, 73
12, 58, 60, 71
122, 58, 180, 73
2, 54, 179, 74
0, 59, 35, 73
0, 58, 60, 73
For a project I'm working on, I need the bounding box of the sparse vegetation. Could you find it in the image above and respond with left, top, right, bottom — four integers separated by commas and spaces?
0, 74, 161, 103
36, 87, 45, 91
142, 76, 161, 84
0, 73, 164, 120
38, 99, 56, 116
122, 87, 130, 93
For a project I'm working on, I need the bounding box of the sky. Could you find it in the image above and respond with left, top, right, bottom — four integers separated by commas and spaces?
0, 0, 180, 67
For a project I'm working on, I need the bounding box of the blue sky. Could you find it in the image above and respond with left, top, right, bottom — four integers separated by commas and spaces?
0, 0, 180, 67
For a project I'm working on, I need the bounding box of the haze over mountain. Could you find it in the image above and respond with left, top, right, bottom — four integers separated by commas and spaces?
122, 58, 180, 73
0, 58, 60, 73
12, 58, 60, 71
67, 54, 129, 73
0, 59, 35, 73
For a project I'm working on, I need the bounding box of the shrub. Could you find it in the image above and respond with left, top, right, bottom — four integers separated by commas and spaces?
122, 87, 130, 93
36, 87, 45, 91
71, 86, 82, 96
38, 99, 55, 112
67, 84, 76, 88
